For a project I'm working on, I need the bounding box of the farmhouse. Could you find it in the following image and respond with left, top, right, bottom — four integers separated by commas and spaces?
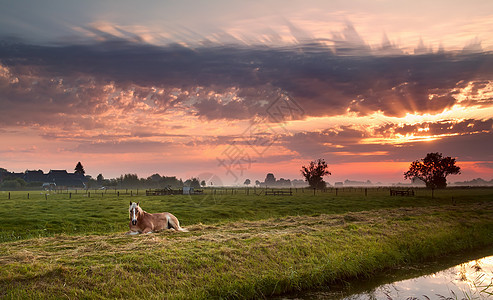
46, 170, 87, 188
0, 169, 87, 188
24, 170, 46, 182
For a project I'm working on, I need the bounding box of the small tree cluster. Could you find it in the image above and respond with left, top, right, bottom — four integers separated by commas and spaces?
301, 158, 331, 189
184, 178, 201, 189
404, 152, 461, 189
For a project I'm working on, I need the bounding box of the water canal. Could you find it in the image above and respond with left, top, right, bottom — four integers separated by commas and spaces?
278, 248, 493, 299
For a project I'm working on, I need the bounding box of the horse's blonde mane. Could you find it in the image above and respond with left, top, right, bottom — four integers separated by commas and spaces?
129, 202, 142, 218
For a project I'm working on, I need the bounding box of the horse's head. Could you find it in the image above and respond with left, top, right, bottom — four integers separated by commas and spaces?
129, 202, 141, 226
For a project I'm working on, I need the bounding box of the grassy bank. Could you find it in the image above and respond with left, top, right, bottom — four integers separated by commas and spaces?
1, 199, 493, 299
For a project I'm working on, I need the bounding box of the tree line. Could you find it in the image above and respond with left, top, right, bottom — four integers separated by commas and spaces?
88, 173, 192, 189
301, 152, 461, 190
2, 153, 463, 190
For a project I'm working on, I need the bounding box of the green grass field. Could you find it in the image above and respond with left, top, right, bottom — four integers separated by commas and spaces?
1, 187, 493, 299
1, 187, 489, 242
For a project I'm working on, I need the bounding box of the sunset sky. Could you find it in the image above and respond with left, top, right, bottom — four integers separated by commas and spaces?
1, 0, 492, 185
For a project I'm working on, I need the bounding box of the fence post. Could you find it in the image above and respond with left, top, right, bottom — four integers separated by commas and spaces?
88, 192, 91, 198
365, 188, 367, 197
45, 194, 47, 200
8, 192, 10, 200
117, 191, 120, 197
313, 188, 316, 196
69, 192, 72, 199
27, 193, 30, 199
335, 188, 338, 196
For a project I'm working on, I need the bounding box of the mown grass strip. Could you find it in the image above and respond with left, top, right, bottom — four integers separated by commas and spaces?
1, 203, 493, 299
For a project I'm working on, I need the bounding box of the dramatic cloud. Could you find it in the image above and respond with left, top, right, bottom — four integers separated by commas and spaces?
1, 36, 493, 129
375, 119, 493, 138
282, 121, 493, 163
1, 23, 493, 182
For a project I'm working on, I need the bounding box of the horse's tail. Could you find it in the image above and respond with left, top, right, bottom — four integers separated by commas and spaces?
168, 214, 189, 232
177, 227, 189, 232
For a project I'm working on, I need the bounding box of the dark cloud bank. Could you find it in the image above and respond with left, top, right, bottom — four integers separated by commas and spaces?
1, 37, 492, 164
1, 38, 493, 125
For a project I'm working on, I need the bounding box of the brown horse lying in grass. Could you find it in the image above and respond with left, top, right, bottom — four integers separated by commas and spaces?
126, 202, 188, 235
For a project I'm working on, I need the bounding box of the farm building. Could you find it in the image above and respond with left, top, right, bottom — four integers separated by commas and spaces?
0, 169, 87, 188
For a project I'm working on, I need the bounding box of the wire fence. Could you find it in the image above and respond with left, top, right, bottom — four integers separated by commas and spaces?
2, 186, 490, 200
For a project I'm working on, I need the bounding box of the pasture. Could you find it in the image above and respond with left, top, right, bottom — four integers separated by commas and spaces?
1, 187, 493, 299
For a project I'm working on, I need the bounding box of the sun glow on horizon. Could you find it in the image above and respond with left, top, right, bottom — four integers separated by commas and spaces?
361, 133, 454, 145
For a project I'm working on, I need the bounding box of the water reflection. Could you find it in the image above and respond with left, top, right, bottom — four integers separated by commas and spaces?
343, 256, 493, 300
278, 250, 493, 300
348, 255, 493, 299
